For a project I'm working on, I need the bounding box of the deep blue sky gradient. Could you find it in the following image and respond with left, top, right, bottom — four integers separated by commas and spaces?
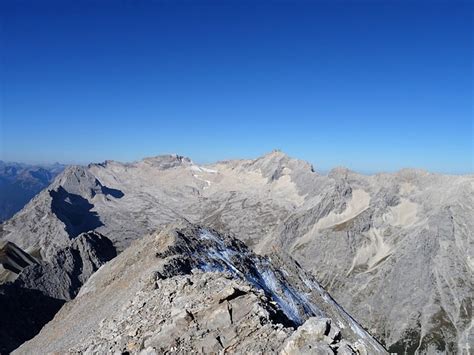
1, 0, 472, 173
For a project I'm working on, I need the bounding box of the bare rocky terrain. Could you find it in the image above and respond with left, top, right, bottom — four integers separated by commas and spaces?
0, 151, 472, 353
15, 222, 386, 354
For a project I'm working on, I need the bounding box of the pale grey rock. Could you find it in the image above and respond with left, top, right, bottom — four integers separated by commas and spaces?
16, 231, 116, 300
1, 151, 472, 353
272, 170, 474, 353
16, 223, 386, 354
280, 317, 333, 354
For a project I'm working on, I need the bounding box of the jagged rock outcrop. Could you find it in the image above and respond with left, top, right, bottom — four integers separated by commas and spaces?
0, 231, 116, 354
1, 151, 472, 352
16, 231, 116, 300
16, 222, 386, 354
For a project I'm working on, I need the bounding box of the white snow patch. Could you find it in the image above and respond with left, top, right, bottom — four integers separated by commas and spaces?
200, 166, 218, 173
190, 165, 217, 173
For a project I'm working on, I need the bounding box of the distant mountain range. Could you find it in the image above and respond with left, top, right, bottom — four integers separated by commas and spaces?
0, 161, 65, 222
0, 152, 472, 353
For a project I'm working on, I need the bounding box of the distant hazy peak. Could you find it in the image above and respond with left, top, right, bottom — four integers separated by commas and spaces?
0, 162, 65, 222
394, 168, 432, 178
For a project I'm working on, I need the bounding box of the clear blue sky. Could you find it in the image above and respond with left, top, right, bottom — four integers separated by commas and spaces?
1, 0, 472, 173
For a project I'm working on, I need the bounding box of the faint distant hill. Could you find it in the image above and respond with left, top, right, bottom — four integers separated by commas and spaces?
0, 161, 65, 222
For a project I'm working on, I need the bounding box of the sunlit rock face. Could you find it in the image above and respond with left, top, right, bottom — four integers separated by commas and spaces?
15, 222, 386, 354
1, 151, 472, 352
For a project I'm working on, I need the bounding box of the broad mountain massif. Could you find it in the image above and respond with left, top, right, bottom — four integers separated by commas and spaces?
0, 151, 472, 354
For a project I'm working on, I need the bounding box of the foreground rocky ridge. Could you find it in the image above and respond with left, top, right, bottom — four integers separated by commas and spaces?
1, 151, 472, 352
16, 223, 386, 354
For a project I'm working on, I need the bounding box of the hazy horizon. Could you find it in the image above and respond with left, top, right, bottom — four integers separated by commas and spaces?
1, 0, 472, 174
1, 149, 472, 176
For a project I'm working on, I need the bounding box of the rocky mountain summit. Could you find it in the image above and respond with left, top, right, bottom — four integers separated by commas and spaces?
16, 223, 386, 354
1, 151, 472, 353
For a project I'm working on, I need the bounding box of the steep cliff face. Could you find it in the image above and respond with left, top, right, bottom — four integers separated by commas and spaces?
1, 151, 472, 352
16, 222, 386, 354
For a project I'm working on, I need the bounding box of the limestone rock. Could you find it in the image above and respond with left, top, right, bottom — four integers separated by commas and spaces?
16, 231, 117, 300
15, 223, 386, 354
1, 151, 472, 352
